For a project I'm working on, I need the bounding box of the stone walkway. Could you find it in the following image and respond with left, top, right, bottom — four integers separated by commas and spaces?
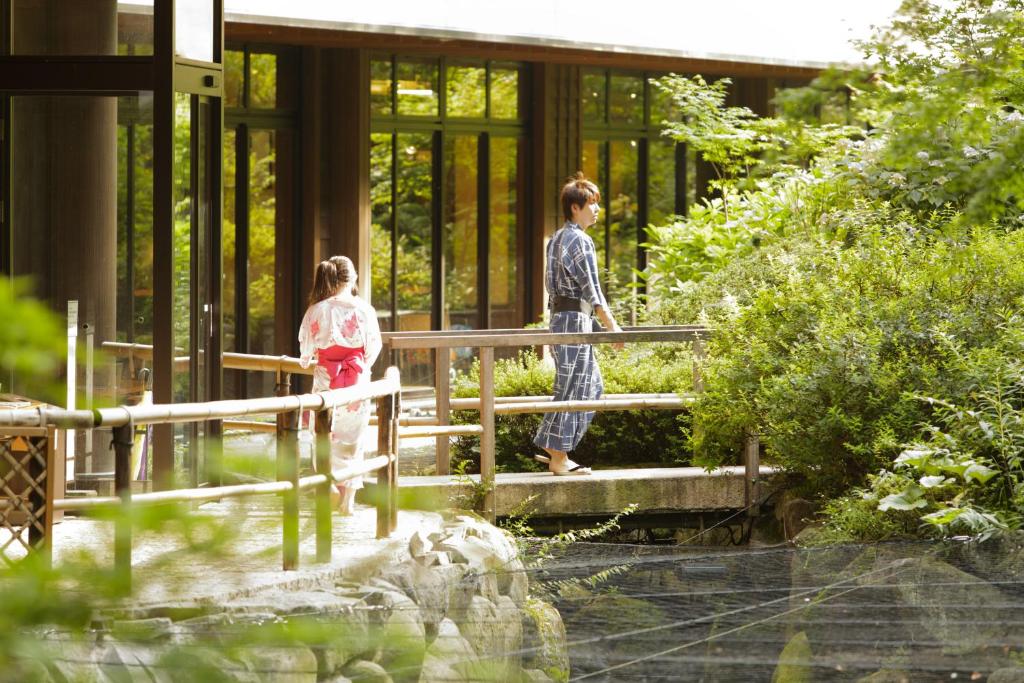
7, 498, 441, 610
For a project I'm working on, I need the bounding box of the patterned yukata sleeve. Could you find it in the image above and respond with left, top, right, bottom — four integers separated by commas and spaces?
361, 301, 383, 369
297, 304, 319, 369
565, 233, 607, 309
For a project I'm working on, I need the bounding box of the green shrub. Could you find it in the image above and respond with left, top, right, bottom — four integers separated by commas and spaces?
449, 347, 695, 472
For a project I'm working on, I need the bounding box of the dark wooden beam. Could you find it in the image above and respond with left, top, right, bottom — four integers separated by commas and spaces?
0, 56, 153, 92
226, 22, 823, 80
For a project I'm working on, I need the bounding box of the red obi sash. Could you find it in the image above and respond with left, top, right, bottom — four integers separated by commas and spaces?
318, 345, 365, 389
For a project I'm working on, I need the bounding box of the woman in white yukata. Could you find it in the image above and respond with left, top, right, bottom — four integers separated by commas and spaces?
298, 255, 382, 515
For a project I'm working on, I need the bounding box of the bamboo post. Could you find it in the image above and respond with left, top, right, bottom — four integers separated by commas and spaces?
112, 422, 134, 595
743, 430, 761, 517
376, 392, 395, 539
314, 407, 332, 563
692, 338, 706, 394
390, 387, 401, 534
479, 346, 495, 523
279, 406, 300, 571
434, 347, 450, 475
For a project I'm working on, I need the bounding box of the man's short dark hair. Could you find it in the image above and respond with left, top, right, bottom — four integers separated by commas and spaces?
560, 171, 601, 222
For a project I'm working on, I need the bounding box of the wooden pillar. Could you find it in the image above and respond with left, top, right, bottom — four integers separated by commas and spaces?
151, 0, 176, 490
112, 422, 133, 595
743, 430, 761, 517
9, 0, 118, 413
376, 392, 395, 539
530, 63, 581, 325
299, 46, 323, 306
314, 407, 332, 563
479, 347, 495, 523
434, 347, 450, 475
324, 48, 370, 297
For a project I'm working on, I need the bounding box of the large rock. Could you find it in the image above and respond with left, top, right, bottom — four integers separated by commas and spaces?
419, 618, 498, 682
521, 598, 569, 683
365, 589, 426, 682
234, 645, 318, 683
989, 669, 1024, 683
342, 659, 393, 683
454, 595, 523, 680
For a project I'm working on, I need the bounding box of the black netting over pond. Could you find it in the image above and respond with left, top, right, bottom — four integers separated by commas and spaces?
518, 537, 1024, 682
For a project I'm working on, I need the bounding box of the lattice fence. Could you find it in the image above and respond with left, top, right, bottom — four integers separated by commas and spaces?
0, 428, 55, 566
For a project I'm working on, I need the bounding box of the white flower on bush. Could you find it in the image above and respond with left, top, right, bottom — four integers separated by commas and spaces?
1002, 110, 1023, 123
848, 161, 865, 172
720, 292, 741, 319
916, 151, 930, 161
934, 175, 949, 185
963, 145, 981, 158
887, 173, 906, 187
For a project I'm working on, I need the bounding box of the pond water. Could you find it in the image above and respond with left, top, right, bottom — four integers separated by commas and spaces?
522, 538, 1024, 681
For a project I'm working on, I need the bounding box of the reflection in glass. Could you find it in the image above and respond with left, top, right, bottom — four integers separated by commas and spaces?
172, 93, 193, 404
370, 133, 394, 332
371, 60, 393, 116
447, 65, 486, 118
224, 50, 244, 108
610, 75, 644, 125
118, 3, 154, 55
648, 140, 677, 226
397, 61, 439, 116
175, 0, 214, 62
490, 68, 519, 119
581, 139, 607, 275
249, 53, 278, 108
396, 133, 435, 387
649, 77, 679, 127
116, 96, 155, 348
444, 135, 479, 377
608, 139, 639, 310
247, 129, 277, 398
490, 137, 520, 328
223, 129, 237, 356
582, 69, 606, 123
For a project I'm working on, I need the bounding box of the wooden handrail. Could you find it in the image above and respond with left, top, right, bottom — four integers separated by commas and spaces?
0, 368, 401, 429
101, 342, 316, 376
385, 326, 709, 350
50, 454, 395, 511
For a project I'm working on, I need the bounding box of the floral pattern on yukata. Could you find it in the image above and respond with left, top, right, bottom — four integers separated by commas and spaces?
298, 297, 383, 487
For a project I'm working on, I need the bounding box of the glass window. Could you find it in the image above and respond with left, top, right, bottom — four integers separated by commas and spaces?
371, 60, 393, 116
370, 134, 394, 332
446, 65, 486, 118
610, 75, 644, 125
249, 53, 278, 109
581, 139, 607, 272
224, 50, 244, 108
223, 129, 237, 354
489, 137, 520, 328
608, 139, 640, 307
649, 76, 679, 128
582, 70, 606, 123
397, 60, 439, 117
396, 133, 435, 387
490, 67, 520, 119
175, 0, 214, 62
648, 139, 677, 226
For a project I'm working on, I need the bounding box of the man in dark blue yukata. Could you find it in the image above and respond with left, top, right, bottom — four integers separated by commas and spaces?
533, 172, 624, 475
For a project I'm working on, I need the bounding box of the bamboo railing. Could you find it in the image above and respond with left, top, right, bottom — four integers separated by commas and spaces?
0, 366, 402, 593
376, 325, 760, 523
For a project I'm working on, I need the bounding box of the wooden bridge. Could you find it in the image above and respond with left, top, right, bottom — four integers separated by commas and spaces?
0, 324, 773, 585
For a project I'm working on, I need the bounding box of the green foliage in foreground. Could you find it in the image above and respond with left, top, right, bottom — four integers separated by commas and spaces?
450, 347, 695, 472
641, 0, 1024, 541
0, 279, 67, 403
